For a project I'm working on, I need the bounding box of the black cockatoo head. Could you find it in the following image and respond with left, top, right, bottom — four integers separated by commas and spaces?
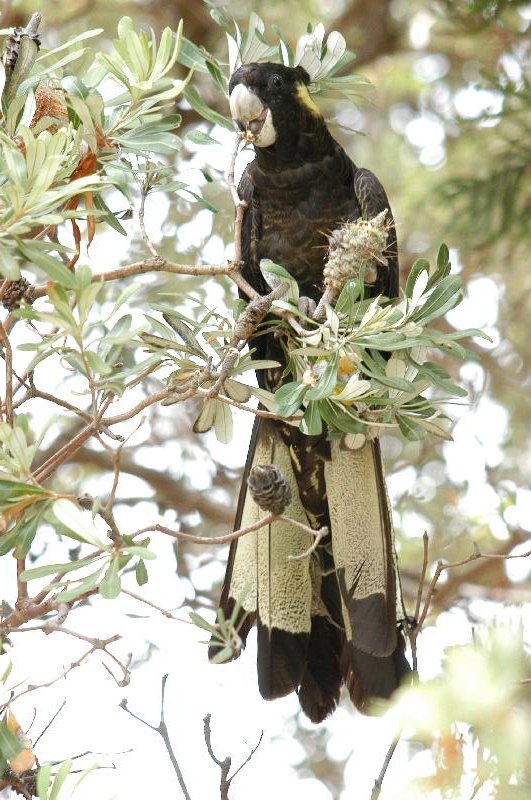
229, 62, 322, 149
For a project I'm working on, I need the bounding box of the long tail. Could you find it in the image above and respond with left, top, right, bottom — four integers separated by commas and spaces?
209, 418, 410, 721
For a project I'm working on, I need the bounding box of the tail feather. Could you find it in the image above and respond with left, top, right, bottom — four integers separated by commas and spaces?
298, 615, 343, 723
257, 625, 308, 699
342, 636, 410, 711
210, 418, 411, 718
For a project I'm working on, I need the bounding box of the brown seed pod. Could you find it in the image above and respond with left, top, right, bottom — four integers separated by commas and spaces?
247, 464, 292, 516
2, 278, 35, 311
30, 84, 69, 131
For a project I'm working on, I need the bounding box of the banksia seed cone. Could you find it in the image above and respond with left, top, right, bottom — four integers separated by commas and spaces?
2, 278, 34, 311
3, 28, 24, 81
323, 210, 390, 295
247, 465, 291, 516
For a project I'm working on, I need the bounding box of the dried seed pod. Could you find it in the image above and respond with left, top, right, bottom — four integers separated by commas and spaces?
247, 464, 291, 516
3, 28, 24, 81
30, 84, 69, 131
3, 14, 42, 99
2, 278, 35, 311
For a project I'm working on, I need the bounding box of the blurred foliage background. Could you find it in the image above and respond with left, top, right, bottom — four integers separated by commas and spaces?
0, 0, 530, 798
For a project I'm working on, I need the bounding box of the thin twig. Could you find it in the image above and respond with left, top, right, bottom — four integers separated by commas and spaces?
129, 512, 323, 550
370, 731, 402, 800
228, 731, 264, 784
33, 395, 112, 482
131, 513, 276, 546
0, 318, 13, 425
120, 675, 192, 800
16, 557, 29, 605
414, 532, 430, 623
287, 526, 327, 561
203, 713, 231, 800
11, 643, 102, 702
33, 700, 67, 747
138, 174, 159, 259
410, 532, 429, 671
121, 588, 179, 620
226, 133, 243, 207
412, 543, 531, 651
203, 713, 262, 800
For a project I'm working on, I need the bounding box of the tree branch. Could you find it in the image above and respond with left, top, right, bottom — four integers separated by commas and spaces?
120, 675, 192, 800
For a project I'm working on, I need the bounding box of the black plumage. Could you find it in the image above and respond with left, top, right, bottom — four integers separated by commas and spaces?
209, 62, 410, 722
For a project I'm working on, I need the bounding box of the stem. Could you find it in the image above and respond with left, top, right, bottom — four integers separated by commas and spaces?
0, 319, 13, 425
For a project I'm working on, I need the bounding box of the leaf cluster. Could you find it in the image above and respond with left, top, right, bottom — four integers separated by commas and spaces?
0, 16, 193, 280
184, 7, 369, 107
397, 625, 531, 798
262, 246, 488, 442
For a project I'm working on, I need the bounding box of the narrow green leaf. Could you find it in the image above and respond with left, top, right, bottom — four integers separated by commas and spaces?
187, 130, 220, 146
54, 569, 102, 603
0, 479, 47, 502
99, 558, 121, 599
14, 504, 48, 559
37, 762, 53, 800
36, 29, 103, 63
0, 527, 19, 557
50, 759, 73, 800
92, 194, 128, 235
437, 243, 450, 272
184, 85, 234, 130
413, 276, 462, 325
302, 401, 323, 435
396, 414, 425, 441
259, 259, 297, 301
17, 241, 77, 288
189, 611, 218, 634
122, 546, 157, 560
319, 399, 366, 434
135, 559, 148, 586
178, 38, 211, 73
405, 258, 430, 300
275, 382, 308, 417
20, 555, 100, 582
214, 401, 233, 444
209, 645, 235, 664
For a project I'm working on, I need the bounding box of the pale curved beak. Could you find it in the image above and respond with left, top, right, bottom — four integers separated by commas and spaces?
229, 83, 277, 148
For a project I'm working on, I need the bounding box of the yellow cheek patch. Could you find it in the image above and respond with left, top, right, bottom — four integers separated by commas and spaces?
296, 83, 321, 117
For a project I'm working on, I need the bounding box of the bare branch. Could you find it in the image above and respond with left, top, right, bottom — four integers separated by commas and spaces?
410, 532, 429, 672
370, 730, 402, 800
130, 512, 325, 553
121, 588, 180, 620
203, 713, 231, 800
30, 257, 238, 301
203, 713, 262, 800
138, 173, 159, 259
411, 540, 531, 648
121, 675, 192, 800
32, 395, 112, 482
0, 318, 13, 424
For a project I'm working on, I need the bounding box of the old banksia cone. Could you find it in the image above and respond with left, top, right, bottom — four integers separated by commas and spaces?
323, 210, 390, 295
247, 465, 291, 516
